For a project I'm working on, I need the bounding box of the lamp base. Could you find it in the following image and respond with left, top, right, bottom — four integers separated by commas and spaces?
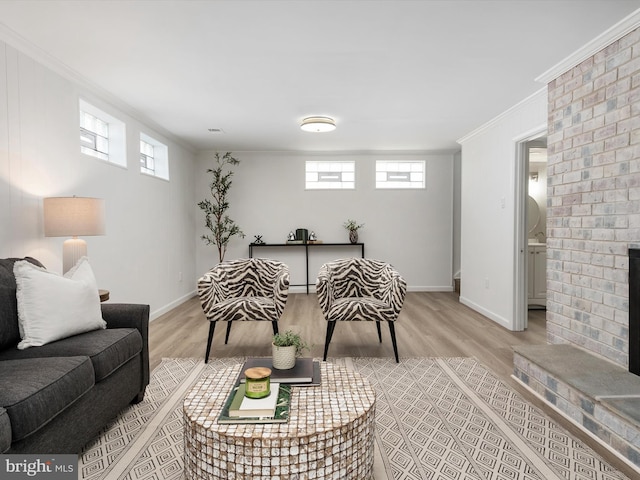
63, 238, 87, 274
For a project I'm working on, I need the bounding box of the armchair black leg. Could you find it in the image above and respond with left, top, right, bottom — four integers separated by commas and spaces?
376, 322, 382, 342
323, 321, 337, 361
224, 322, 232, 344
205, 322, 216, 364
272, 321, 279, 336
388, 321, 399, 363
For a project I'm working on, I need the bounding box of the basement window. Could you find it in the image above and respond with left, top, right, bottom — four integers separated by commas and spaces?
79, 99, 126, 167
375, 160, 425, 189
140, 132, 169, 180
140, 140, 155, 175
305, 161, 355, 189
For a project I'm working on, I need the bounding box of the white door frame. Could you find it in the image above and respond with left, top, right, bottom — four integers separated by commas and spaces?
513, 126, 547, 331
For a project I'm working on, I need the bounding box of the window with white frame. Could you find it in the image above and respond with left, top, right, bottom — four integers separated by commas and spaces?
140, 132, 169, 180
79, 99, 126, 167
140, 139, 155, 175
375, 160, 425, 189
305, 161, 355, 189
80, 112, 108, 160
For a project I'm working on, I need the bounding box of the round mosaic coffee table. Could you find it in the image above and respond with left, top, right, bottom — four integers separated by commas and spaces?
183, 362, 376, 480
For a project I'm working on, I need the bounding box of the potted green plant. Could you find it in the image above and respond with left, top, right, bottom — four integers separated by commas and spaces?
198, 152, 245, 262
272, 330, 309, 369
343, 219, 364, 244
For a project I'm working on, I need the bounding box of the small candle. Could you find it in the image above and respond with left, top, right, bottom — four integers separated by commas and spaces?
244, 367, 271, 399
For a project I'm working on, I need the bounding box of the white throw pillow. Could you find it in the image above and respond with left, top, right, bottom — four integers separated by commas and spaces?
14, 257, 106, 349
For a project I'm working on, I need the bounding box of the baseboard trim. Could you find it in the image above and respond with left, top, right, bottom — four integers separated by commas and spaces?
459, 295, 512, 330
150, 290, 196, 321
407, 286, 454, 292
150, 286, 457, 314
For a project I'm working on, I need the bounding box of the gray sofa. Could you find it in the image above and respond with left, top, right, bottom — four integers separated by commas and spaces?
0, 257, 149, 454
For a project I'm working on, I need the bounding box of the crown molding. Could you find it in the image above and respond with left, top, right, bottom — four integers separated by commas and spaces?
457, 87, 547, 145
536, 8, 640, 84
201, 148, 461, 156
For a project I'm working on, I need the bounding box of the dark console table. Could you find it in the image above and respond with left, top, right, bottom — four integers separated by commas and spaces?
249, 242, 365, 294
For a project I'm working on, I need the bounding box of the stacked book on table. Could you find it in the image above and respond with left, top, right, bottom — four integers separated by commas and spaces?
218, 358, 321, 424
238, 357, 320, 386
218, 382, 291, 424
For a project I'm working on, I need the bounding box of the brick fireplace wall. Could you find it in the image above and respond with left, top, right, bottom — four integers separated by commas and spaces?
546, 27, 640, 368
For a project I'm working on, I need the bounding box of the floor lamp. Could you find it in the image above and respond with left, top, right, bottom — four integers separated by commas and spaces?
43, 197, 106, 274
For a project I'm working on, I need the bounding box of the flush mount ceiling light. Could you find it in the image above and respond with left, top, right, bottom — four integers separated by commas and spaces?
300, 116, 336, 133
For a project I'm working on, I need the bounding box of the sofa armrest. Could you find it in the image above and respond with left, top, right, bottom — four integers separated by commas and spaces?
101, 303, 150, 392
0, 407, 10, 453
102, 303, 149, 331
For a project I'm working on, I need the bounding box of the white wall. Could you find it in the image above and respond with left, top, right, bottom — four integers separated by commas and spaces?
457, 89, 547, 329
0, 40, 198, 319
195, 150, 455, 292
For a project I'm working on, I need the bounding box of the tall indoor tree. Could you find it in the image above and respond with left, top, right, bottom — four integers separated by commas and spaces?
198, 152, 245, 262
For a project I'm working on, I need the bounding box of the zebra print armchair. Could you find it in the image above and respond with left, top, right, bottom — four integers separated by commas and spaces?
316, 257, 406, 363
198, 258, 290, 363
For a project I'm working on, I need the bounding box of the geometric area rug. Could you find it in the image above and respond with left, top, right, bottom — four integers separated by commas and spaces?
79, 357, 630, 480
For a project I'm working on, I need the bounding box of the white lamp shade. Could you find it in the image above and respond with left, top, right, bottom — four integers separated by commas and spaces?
44, 197, 106, 237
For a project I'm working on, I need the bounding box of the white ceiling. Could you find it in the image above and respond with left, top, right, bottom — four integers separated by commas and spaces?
0, 0, 638, 153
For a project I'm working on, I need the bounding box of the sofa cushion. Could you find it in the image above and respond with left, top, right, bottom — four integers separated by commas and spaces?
0, 357, 94, 442
0, 407, 10, 453
0, 258, 44, 351
0, 328, 142, 383
14, 258, 106, 349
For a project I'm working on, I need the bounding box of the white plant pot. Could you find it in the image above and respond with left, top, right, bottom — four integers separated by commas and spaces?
272, 344, 296, 370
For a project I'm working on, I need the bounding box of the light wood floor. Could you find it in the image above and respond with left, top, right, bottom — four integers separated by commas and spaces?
149, 292, 546, 384
148, 292, 634, 477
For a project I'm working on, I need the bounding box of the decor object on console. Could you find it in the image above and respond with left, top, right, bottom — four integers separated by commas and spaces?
0, 257, 149, 454
317, 258, 406, 362
307, 232, 323, 244
43, 196, 105, 274
272, 330, 309, 369
253, 235, 265, 245
198, 152, 245, 262
295, 228, 308, 243
197, 258, 290, 363
286, 228, 310, 244
249, 242, 364, 294
343, 219, 364, 244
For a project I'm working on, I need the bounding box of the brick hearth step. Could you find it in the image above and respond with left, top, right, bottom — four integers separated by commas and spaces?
513, 344, 640, 470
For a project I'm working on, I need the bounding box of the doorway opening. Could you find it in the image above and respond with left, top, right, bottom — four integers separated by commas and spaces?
526, 141, 548, 308
514, 131, 547, 331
